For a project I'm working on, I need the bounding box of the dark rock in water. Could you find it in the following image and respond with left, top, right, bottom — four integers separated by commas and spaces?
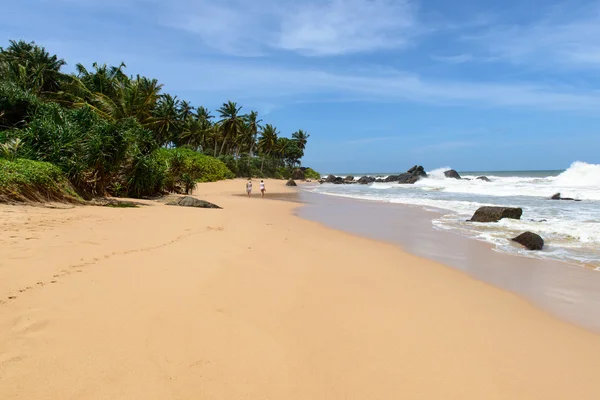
551, 192, 581, 201
333, 176, 345, 184
167, 196, 222, 209
470, 206, 522, 223
357, 176, 376, 184
476, 176, 491, 182
286, 179, 297, 186
344, 175, 355, 182
384, 175, 399, 182
407, 165, 418, 173
512, 232, 544, 250
444, 169, 461, 179
291, 168, 305, 180
325, 174, 337, 183
397, 173, 420, 184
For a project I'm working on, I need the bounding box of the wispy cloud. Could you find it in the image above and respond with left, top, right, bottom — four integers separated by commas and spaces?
155, 59, 600, 111
159, 0, 419, 56
464, 2, 600, 69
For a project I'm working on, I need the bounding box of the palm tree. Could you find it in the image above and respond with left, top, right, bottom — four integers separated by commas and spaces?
245, 110, 262, 160
0, 40, 67, 95
292, 129, 310, 151
217, 101, 244, 157
258, 124, 279, 173
180, 106, 213, 150
153, 94, 181, 146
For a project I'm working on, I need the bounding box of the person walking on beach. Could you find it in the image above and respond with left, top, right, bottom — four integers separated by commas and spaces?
246, 179, 252, 197
260, 180, 266, 198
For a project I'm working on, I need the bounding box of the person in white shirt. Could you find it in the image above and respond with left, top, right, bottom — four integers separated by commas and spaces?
246, 179, 252, 197
260, 180, 266, 198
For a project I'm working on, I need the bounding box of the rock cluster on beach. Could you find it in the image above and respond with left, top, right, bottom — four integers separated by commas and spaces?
468, 206, 545, 251
320, 165, 428, 185
286, 179, 297, 186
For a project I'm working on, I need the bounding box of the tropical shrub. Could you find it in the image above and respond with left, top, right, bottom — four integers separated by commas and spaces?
156, 148, 234, 194
304, 168, 321, 180
0, 158, 80, 202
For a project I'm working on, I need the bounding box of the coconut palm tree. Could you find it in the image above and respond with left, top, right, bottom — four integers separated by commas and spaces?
245, 110, 262, 159
258, 124, 279, 173
217, 101, 244, 157
153, 94, 181, 146
0, 40, 67, 95
292, 129, 310, 151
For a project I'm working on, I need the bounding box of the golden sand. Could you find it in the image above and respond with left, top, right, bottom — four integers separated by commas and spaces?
1, 179, 599, 399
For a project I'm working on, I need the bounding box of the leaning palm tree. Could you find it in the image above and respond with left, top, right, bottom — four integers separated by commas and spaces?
257, 124, 279, 173
292, 129, 310, 151
217, 101, 244, 156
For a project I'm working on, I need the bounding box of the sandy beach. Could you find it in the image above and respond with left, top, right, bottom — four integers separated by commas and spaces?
2, 179, 600, 399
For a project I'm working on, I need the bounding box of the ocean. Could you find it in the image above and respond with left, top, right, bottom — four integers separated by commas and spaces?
309, 161, 600, 269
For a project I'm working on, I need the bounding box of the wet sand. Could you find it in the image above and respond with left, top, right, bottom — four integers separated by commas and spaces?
1, 179, 600, 399
297, 189, 600, 332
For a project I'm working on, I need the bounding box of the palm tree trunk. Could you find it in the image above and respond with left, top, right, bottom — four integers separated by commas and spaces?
260, 157, 265, 173
214, 140, 218, 157
218, 136, 228, 157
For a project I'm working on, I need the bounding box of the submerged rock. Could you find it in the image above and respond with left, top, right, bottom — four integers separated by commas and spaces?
357, 176, 376, 184
286, 179, 297, 186
476, 176, 491, 182
397, 173, 420, 184
470, 206, 522, 223
167, 196, 222, 209
512, 232, 544, 250
444, 169, 461, 179
551, 192, 581, 201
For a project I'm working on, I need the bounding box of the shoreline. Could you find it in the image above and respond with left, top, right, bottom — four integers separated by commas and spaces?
294, 187, 600, 332
2, 179, 600, 399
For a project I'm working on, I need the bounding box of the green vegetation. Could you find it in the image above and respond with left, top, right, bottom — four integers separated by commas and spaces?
0, 39, 320, 202
303, 168, 321, 180
0, 158, 81, 202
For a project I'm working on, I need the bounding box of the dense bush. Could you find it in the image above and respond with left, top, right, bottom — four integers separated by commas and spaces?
304, 167, 321, 180
0, 158, 81, 202
14, 104, 130, 196
157, 148, 234, 194
0, 81, 41, 131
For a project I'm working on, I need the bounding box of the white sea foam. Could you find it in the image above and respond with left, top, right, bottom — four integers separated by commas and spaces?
312, 161, 600, 268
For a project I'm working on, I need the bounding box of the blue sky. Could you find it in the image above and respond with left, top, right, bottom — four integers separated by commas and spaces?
2, 0, 600, 172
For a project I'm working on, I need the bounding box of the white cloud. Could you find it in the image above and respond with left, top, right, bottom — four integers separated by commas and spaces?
465, 2, 600, 69
160, 0, 419, 56
275, 0, 418, 56
153, 59, 600, 111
